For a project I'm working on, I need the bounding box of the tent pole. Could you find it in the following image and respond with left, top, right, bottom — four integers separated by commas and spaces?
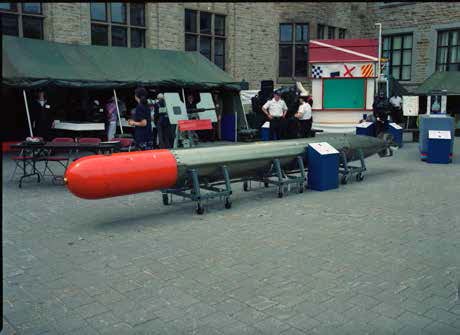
113, 89, 124, 135
22, 89, 34, 138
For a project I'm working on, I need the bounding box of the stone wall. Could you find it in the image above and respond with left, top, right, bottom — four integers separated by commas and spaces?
363, 2, 460, 89
45, 3, 90, 45
38, 2, 460, 90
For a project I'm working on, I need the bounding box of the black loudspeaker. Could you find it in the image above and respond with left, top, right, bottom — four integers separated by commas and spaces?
260, 80, 274, 104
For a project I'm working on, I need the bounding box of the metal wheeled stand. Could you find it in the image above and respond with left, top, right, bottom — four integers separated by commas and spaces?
161, 165, 232, 215
242, 156, 307, 198
338, 148, 366, 185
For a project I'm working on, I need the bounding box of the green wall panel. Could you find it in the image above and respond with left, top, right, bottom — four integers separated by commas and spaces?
323, 78, 365, 109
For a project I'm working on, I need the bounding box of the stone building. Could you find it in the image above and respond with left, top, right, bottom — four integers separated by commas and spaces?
1, 2, 459, 92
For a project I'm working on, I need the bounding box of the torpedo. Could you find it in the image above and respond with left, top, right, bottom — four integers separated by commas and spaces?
64, 134, 394, 200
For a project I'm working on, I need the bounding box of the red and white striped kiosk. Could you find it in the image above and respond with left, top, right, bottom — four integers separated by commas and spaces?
309, 39, 379, 133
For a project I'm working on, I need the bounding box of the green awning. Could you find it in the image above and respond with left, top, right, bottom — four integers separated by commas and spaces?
2, 35, 242, 90
415, 71, 460, 95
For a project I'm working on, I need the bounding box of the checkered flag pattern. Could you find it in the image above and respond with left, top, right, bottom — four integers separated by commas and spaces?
312, 65, 323, 78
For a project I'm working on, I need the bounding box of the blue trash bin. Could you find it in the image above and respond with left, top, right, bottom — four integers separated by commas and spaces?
427, 130, 452, 164
260, 122, 270, 141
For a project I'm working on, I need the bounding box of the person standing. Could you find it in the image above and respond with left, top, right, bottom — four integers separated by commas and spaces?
156, 93, 174, 149
105, 96, 118, 141
128, 87, 152, 150
294, 96, 312, 138
105, 95, 126, 141
262, 91, 288, 140
30, 90, 54, 140
148, 98, 159, 148
212, 92, 222, 141
389, 93, 403, 123
373, 90, 389, 138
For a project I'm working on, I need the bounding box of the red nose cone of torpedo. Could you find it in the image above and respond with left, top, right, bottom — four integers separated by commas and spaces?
64, 150, 178, 199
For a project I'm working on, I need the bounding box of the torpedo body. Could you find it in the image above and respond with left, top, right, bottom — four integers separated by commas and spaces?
65, 134, 391, 199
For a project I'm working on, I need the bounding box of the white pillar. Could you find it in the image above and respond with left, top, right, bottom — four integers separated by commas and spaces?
22, 89, 34, 137
113, 89, 124, 134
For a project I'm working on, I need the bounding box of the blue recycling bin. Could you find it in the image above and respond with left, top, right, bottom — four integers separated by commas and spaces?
419, 115, 454, 160
260, 122, 270, 141
356, 122, 376, 137
307, 142, 339, 191
427, 130, 452, 164
388, 122, 403, 147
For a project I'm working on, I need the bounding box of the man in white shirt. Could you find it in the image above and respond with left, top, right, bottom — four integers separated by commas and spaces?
262, 91, 288, 140
389, 94, 403, 123
294, 96, 313, 138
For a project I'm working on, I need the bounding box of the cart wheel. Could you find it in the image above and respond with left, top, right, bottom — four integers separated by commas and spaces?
341, 175, 348, 185
196, 204, 204, 215
356, 173, 364, 182
225, 198, 232, 209
298, 183, 304, 193
264, 181, 269, 188
162, 194, 170, 205
243, 181, 249, 192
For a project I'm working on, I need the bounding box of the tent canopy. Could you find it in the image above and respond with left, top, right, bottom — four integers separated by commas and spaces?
2, 35, 242, 90
415, 71, 460, 95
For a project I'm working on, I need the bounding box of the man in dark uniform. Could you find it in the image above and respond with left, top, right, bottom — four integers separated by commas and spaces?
128, 87, 152, 150
30, 90, 54, 140
372, 90, 389, 138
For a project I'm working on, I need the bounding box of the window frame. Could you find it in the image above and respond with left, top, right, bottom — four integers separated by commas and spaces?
436, 28, 460, 72
278, 22, 309, 80
184, 9, 227, 70
317, 24, 325, 39
327, 26, 336, 39
0, 3, 44, 39
90, 2, 146, 48
382, 33, 413, 81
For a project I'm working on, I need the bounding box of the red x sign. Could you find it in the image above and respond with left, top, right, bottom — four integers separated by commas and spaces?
344, 65, 356, 77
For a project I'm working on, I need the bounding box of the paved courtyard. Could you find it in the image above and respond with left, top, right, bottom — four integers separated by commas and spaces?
2, 140, 460, 335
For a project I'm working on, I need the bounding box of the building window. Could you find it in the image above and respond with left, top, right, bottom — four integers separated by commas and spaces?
436, 29, 460, 71
184, 9, 226, 70
317, 24, 325, 39
382, 33, 412, 81
327, 26, 335, 39
0, 3, 44, 39
279, 23, 309, 78
338, 28, 346, 39
90, 3, 145, 48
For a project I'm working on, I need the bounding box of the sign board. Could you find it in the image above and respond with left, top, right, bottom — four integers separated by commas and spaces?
402, 96, 419, 116
428, 130, 451, 139
309, 142, 339, 155
164, 92, 189, 125
196, 93, 218, 122
356, 121, 374, 128
178, 119, 212, 132
389, 122, 402, 130
311, 63, 376, 79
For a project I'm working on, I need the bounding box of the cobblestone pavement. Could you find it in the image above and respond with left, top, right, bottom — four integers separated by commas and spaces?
3, 141, 460, 335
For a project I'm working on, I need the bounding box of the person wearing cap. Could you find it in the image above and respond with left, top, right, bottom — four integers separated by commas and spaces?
373, 90, 389, 138
128, 87, 152, 150
294, 96, 313, 138
262, 91, 288, 140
